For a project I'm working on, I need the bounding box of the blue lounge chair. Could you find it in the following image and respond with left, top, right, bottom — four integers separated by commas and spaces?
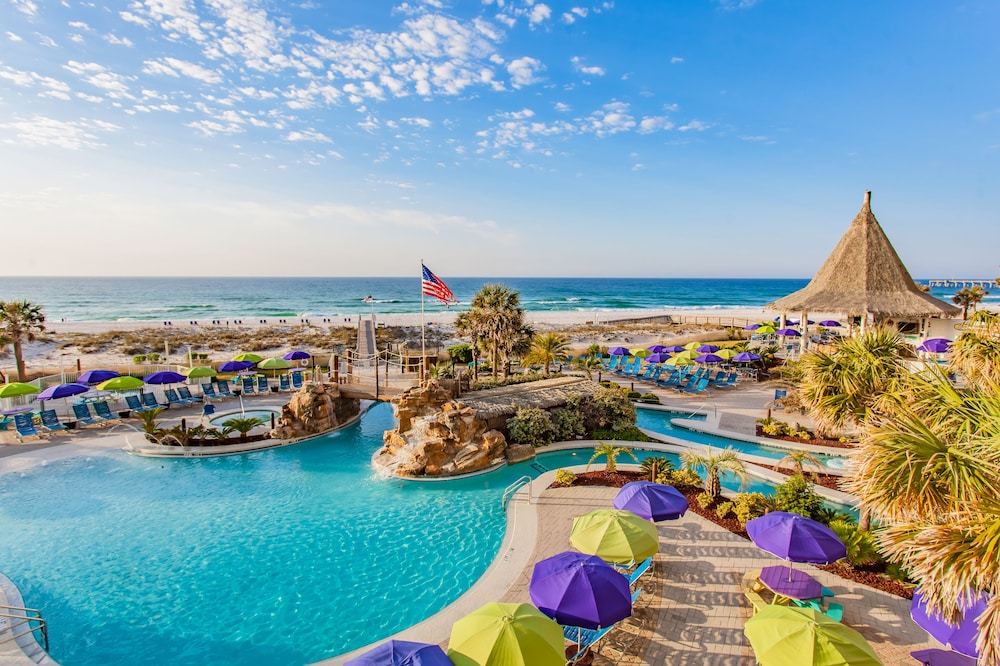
177, 386, 202, 403
14, 413, 41, 441
713, 371, 739, 387
279, 375, 291, 391
628, 557, 653, 586
564, 624, 614, 663
163, 389, 191, 407
141, 393, 162, 410
656, 370, 682, 387
125, 395, 154, 414
291, 373, 303, 390
72, 403, 101, 426
257, 376, 269, 393
676, 377, 710, 394
241, 377, 256, 395
39, 409, 67, 432
216, 381, 234, 397
201, 383, 220, 400
93, 401, 119, 421
0, 415, 9, 431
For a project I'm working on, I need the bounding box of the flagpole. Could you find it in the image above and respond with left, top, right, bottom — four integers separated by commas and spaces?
421, 260, 426, 379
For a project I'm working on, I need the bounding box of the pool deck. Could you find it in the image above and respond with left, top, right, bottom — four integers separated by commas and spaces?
1, 387, 941, 666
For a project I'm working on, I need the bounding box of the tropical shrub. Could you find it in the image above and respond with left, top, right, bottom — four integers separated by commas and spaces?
626, 390, 642, 400
733, 492, 772, 524
222, 416, 266, 441
828, 520, 881, 566
551, 406, 585, 441
447, 343, 473, 365
507, 407, 556, 447
590, 426, 651, 442
638, 393, 660, 404
592, 387, 637, 432
680, 446, 749, 499
696, 493, 714, 509
470, 371, 547, 391
587, 443, 638, 473
774, 475, 823, 519
813, 506, 856, 526
665, 469, 702, 489
641, 456, 674, 482
554, 469, 577, 486
133, 354, 148, 364
715, 501, 734, 519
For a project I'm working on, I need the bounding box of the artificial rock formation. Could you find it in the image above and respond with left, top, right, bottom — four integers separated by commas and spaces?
270, 382, 360, 440
375, 380, 506, 477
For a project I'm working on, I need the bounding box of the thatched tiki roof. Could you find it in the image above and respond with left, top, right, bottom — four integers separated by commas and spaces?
767, 191, 960, 318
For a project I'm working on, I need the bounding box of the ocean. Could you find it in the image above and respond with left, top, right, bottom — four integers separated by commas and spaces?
0, 276, 990, 322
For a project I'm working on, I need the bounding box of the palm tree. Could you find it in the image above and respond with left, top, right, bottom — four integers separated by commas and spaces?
775, 448, 824, 480
953, 286, 988, 319
950, 311, 1000, 385
572, 354, 604, 380
680, 446, 749, 499
523, 332, 569, 376
640, 456, 673, 482
586, 442, 638, 473
844, 361, 1000, 665
797, 326, 910, 436
455, 284, 526, 379
0, 300, 46, 381
222, 416, 265, 441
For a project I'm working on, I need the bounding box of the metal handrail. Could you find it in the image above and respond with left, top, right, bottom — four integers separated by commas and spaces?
0, 605, 49, 652
501, 476, 532, 509
686, 401, 718, 421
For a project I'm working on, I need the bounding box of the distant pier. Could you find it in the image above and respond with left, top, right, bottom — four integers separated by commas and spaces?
926, 278, 995, 289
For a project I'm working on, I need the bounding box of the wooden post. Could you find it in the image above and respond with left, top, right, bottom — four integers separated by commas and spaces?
333, 355, 339, 384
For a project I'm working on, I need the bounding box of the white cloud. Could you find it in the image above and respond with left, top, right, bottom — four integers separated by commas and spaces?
6, 32, 23, 41
143, 57, 223, 84
581, 101, 635, 136
554, 102, 570, 112
63, 61, 135, 98
12, 0, 38, 17
0, 115, 118, 149
670, 56, 684, 64
285, 129, 332, 142
677, 119, 711, 132
507, 56, 543, 88
561, 7, 588, 24
104, 34, 135, 47
713, 0, 760, 9
401, 116, 432, 127
571, 57, 606, 76
528, 3, 551, 26
637, 116, 674, 133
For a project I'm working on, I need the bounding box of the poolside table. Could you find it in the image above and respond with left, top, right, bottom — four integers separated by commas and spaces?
1, 405, 35, 415
758, 565, 822, 602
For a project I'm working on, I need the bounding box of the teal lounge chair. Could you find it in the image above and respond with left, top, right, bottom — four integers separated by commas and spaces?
291, 373, 303, 390
73, 404, 101, 426
14, 413, 41, 441
177, 386, 201, 403
279, 375, 291, 391
676, 377, 711, 394
125, 395, 154, 414
241, 378, 256, 395
257, 376, 269, 393
93, 401, 118, 421
201, 383, 220, 400
40, 409, 67, 432
141, 393, 162, 410
628, 557, 653, 586
216, 381, 234, 397
163, 389, 190, 407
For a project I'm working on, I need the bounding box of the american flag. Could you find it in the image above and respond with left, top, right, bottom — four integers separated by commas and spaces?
421, 263, 458, 306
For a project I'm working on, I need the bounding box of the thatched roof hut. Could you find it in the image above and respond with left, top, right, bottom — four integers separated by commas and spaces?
767, 191, 960, 319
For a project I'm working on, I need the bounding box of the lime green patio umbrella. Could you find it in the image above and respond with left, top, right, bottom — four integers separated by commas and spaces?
683, 341, 703, 351
670, 350, 700, 364
182, 366, 217, 379
714, 348, 738, 361
569, 509, 659, 565
448, 602, 564, 666
665, 356, 694, 366
0, 382, 40, 398
232, 353, 264, 363
258, 357, 292, 370
632, 349, 651, 359
755, 324, 777, 335
744, 605, 882, 666
96, 376, 144, 391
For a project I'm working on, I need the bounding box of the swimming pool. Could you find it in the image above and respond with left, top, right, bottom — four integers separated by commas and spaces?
0, 405, 824, 666
635, 407, 852, 469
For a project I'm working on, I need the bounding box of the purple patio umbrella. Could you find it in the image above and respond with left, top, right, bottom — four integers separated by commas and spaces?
646, 345, 668, 353
613, 481, 688, 521
918, 338, 952, 354
77, 369, 120, 385
36, 383, 90, 401
744, 323, 762, 331
528, 551, 632, 630
695, 353, 724, 364
910, 648, 977, 666
218, 360, 254, 373
608, 347, 631, 356
746, 511, 847, 565
775, 328, 802, 337
818, 320, 842, 327
144, 371, 187, 385
732, 352, 761, 363
282, 350, 311, 361
696, 344, 721, 353
662, 345, 686, 353
911, 589, 991, 658
644, 353, 671, 363
344, 639, 452, 666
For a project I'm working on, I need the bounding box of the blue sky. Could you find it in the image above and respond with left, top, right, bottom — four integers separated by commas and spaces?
1, 0, 997, 279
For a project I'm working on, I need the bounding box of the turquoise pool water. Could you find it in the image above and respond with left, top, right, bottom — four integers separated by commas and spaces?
0, 404, 818, 666
635, 407, 851, 469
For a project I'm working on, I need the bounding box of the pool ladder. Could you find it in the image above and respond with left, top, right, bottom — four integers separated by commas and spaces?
0, 603, 49, 654
502, 476, 532, 510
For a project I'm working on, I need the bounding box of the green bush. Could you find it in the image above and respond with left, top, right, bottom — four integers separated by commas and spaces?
828, 520, 881, 566
761, 421, 792, 437
696, 493, 714, 509
733, 492, 772, 524
666, 469, 702, 488
598, 381, 620, 389
133, 354, 147, 363
447, 343, 473, 364
638, 393, 660, 404
774, 475, 822, 519
641, 456, 674, 482
715, 501, 734, 519
551, 406, 585, 441
626, 390, 642, 400
554, 469, 577, 486
592, 387, 637, 432
590, 426, 651, 442
470, 372, 547, 391
507, 407, 556, 447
